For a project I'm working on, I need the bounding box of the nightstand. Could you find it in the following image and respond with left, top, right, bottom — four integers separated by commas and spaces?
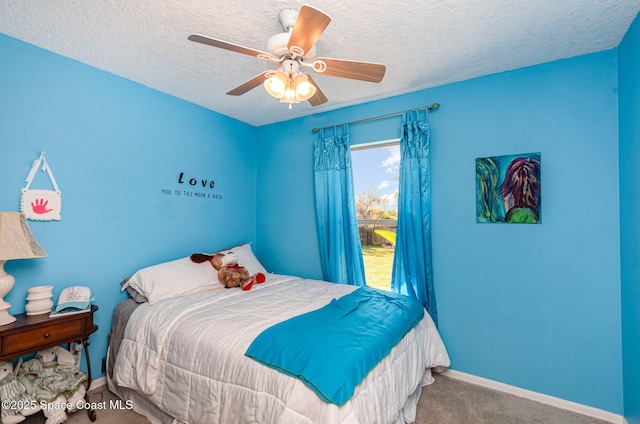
0, 305, 98, 421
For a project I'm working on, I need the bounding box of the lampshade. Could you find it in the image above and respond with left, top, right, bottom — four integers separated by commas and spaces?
0, 212, 47, 325
264, 71, 287, 99
293, 73, 317, 101
279, 82, 299, 105
0, 212, 48, 260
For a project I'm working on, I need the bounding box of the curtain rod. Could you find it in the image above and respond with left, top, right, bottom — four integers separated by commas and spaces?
311, 102, 440, 133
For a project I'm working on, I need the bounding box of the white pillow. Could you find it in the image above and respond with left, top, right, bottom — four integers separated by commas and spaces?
218, 243, 268, 276
122, 256, 221, 305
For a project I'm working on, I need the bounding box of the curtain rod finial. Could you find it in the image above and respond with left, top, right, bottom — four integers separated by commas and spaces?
429, 103, 440, 112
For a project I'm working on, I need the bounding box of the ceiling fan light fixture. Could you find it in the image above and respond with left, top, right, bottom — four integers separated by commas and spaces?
278, 78, 302, 110
264, 71, 288, 99
280, 87, 300, 110
293, 73, 316, 101
280, 81, 298, 103
279, 94, 300, 104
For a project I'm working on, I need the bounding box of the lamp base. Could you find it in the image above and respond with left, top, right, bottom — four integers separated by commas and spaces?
0, 299, 16, 326
0, 260, 16, 326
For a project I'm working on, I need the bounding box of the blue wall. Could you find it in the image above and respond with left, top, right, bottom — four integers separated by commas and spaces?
257, 50, 623, 414
0, 34, 258, 377
619, 13, 640, 424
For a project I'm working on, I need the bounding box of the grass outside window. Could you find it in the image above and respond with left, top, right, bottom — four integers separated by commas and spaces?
362, 245, 394, 291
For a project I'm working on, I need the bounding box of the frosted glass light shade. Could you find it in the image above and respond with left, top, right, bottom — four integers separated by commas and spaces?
264, 71, 287, 99
293, 74, 316, 101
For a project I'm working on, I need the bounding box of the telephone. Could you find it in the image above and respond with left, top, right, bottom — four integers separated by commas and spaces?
54, 286, 93, 313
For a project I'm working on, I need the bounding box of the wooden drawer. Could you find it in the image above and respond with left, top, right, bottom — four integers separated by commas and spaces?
2, 319, 84, 356
0, 305, 97, 362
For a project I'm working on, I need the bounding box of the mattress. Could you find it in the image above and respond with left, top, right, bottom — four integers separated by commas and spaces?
109, 274, 450, 424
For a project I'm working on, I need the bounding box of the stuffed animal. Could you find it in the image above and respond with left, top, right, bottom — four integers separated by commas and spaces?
191, 252, 266, 291
0, 360, 40, 424
18, 347, 88, 424
69, 341, 83, 369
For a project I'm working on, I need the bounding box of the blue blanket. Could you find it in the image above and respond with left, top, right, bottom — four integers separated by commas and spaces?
245, 286, 425, 405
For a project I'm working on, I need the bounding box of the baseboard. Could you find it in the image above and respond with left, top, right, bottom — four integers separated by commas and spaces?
442, 369, 628, 424
89, 376, 107, 391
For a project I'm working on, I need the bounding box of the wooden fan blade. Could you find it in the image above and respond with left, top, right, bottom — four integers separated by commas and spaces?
188, 34, 272, 59
307, 75, 328, 106
287, 5, 331, 56
226, 71, 270, 96
314, 57, 386, 83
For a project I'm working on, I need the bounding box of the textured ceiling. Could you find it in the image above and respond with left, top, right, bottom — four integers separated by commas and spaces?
1, 0, 639, 126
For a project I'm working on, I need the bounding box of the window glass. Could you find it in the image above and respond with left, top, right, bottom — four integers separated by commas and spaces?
351, 141, 399, 291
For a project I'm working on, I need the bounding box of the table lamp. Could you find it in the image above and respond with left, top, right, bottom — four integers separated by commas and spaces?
0, 212, 48, 325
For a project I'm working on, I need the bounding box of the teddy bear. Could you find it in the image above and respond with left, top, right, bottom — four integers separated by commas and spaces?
191, 251, 266, 290
18, 347, 88, 424
0, 360, 41, 424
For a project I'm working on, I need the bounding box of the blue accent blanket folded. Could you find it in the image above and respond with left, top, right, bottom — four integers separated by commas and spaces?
245, 286, 425, 405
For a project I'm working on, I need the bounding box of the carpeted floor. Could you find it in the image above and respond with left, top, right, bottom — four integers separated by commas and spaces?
21, 374, 611, 424
21, 387, 149, 424
417, 374, 611, 424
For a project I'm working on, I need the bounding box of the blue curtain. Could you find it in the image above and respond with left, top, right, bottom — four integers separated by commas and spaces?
391, 110, 438, 325
313, 125, 366, 286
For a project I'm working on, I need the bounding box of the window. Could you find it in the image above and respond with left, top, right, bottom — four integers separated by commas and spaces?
351, 139, 399, 291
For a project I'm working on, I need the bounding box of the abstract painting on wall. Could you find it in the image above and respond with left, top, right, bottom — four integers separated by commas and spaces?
476, 152, 541, 223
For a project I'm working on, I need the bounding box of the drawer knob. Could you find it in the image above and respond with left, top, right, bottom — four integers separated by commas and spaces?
44, 333, 50, 338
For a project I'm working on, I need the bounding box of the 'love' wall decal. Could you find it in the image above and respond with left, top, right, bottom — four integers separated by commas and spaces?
160, 172, 223, 200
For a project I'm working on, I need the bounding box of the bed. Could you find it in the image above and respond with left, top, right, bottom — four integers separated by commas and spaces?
106, 245, 450, 424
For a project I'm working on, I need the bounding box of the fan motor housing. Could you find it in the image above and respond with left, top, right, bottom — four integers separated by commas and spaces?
266, 32, 316, 62
266, 32, 291, 57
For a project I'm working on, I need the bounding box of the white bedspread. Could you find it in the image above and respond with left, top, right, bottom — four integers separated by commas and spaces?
112, 275, 450, 424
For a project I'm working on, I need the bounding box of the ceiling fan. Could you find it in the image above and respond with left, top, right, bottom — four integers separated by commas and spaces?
188, 4, 386, 109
